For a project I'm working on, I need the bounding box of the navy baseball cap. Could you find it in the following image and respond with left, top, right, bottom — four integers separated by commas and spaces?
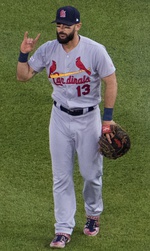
51, 6, 80, 26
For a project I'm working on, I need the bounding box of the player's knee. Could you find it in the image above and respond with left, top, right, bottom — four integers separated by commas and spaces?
80, 170, 102, 181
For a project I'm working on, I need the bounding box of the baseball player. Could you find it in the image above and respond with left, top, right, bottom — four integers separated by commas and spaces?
17, 6, 117, 249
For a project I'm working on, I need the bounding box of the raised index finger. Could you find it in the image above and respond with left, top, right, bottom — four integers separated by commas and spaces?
24, 31, 28, 40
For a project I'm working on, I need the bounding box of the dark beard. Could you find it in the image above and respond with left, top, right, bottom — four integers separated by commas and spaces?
57, 30, 75, 44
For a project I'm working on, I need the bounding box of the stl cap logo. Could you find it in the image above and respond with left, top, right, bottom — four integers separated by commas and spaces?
60, 10, 66, 18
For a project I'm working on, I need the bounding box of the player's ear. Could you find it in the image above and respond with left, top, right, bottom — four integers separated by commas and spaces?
75, 22, 82, 31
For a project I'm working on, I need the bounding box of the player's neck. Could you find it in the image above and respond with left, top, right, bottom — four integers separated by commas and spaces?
62, 35, 80, 53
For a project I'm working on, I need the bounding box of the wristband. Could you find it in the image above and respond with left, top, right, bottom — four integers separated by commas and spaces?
103, 107, 113, 121
18, 51, 29, 63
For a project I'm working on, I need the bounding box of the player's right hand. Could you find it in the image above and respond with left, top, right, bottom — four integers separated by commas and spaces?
20, 31, 41, 53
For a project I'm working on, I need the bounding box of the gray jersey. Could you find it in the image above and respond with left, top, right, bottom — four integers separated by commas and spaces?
28, 35, 115, 108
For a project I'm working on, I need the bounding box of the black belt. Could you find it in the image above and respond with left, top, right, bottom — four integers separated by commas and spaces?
54, 101, 95, 116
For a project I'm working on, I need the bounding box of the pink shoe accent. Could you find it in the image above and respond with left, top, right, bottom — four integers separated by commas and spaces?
83, 216, 100, 236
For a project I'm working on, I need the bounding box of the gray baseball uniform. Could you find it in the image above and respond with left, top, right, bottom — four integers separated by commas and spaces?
28, 35, 115, 235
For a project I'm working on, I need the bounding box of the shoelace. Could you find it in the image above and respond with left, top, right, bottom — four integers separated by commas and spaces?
53, 234, 68, 243
85, 218, 98, 232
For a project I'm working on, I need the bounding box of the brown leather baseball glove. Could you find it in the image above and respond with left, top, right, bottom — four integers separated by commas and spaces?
99, 124, 131, 159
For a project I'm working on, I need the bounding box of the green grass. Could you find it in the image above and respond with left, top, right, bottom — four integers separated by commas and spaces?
0, 0, 150, 250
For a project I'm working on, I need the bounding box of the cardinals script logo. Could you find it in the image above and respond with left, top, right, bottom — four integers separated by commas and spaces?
49, 57, 91, 85
49, 57, 92, 96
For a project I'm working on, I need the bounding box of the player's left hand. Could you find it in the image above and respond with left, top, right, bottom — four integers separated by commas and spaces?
99, 124, 131, 159
102, 120, 116, 144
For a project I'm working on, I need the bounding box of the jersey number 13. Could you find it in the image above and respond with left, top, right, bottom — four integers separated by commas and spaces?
76, 84, 90, 97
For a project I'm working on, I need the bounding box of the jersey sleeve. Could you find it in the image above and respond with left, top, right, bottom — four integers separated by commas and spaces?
94, 45, 116, 78
28, 43, 47, 72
